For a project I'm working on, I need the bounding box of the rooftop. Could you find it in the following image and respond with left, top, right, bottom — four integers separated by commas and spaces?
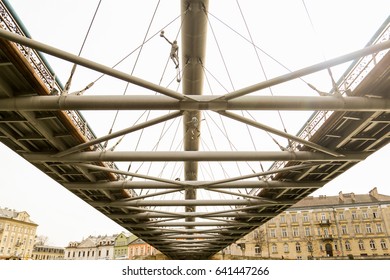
291, 187, 390, 209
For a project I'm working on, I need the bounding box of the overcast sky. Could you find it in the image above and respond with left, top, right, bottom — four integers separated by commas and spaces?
0, 0, 389, 247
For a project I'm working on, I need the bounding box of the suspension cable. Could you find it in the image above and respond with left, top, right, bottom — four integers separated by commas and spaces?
63, 0, 103, 94
302, 0, 340, 95
236, 0, 291, 149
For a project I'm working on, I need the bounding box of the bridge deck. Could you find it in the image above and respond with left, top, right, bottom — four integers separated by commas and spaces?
0, 2, 389, 259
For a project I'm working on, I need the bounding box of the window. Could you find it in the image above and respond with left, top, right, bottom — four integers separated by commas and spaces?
358, 240, 365, 250
271, 243, 277, 254
269, 229, 276, 238
376, 224, 383, 233
307, 242, 313, 252
321, 213, 326, 220
339, 212, 345, 220
345, 241, 351, 250
370, 240, 376, 250
324, 228, 329, 237
295, 242, 301, 253
362, 211, 369, 219
334, 242, 338, 251
281, 228, 288, 237
341, 225, 348, 234
303, 214, 309, 222
297, 256, 302, 260
280, 215, 286, 223
380, 239, 387, 250
373, 211, 378, 218
305, 227, 311, 236
351, 211, 358, 220
366, 224, 372, 233
106, 250, 109, 256
67, 252, 70, 258
293, 227, 299, 237
283, 243, 289, 253
355, 225, 361, 234
291, 214, 297, 223
254, 245, 261, 254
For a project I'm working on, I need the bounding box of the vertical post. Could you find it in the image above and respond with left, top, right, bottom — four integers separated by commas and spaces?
181, 0, 209, 225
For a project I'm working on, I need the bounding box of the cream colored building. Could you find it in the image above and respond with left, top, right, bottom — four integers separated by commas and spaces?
226, 187, 390, 260
64, 234, 117, 260
0, 207, 38, 260
31, 245, 64, 260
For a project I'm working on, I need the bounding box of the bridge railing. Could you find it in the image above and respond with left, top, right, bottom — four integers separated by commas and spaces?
268, 18, 390, 174
0, 2, 126, 181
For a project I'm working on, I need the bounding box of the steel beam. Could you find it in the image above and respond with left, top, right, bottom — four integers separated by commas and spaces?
90, 198, 298, 207
218, 40, 390, 100
181, 0, 210, 223
23, 151, 369, 162
0, 28, 184, 100
55, 110, 183, 157
1, 95, 389, 111
108, 212, 276, 219
218, 110, 343, 157
63, 180, 324, 190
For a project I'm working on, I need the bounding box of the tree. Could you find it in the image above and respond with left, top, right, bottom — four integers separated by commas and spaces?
35, 235, 49, 246
253, 228, 266, 257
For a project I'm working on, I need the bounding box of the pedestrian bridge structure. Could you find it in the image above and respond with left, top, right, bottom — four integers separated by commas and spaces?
0, 1, 389, 259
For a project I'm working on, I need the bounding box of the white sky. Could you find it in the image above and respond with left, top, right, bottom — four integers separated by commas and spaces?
0, 0, 389, 247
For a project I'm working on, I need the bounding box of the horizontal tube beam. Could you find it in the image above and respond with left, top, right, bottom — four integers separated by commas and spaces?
92, 198, 298, 207
0, 29, 184, 100
24, 151, 369, 162
109, 211, 277, 219
220, 40, 390, 100
1, 95, 389, 111
64, 180, 323, 190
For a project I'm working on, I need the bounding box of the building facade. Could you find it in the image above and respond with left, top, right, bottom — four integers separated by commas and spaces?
31, 245, 65, 260
113, 232, 137, 259
226, 187, 390, 260
64, 234, 117, 260
0, 207, 38, 260
128, 237, 160, 260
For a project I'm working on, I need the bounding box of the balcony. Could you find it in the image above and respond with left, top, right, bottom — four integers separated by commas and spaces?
319, 219, 332, 226
321, 235, 334, 241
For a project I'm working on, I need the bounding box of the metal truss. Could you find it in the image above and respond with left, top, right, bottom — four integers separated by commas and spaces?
0, 0, 389, 259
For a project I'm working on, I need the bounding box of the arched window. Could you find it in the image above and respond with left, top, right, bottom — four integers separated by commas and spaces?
345, 240, 351, 250
358, 240, 365, 250
307, 242, 313, 252
295, 242, 301, 253
271, 243, 277, 253
283, 243, 289, 253
370, 240, 376, 250
380, 239, 387, 249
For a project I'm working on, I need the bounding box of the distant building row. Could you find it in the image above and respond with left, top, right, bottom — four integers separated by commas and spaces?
224, 187, 390, 260
63, 233, 164, 260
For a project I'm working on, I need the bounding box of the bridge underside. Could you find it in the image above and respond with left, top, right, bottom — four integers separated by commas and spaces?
0, 2, 389, 259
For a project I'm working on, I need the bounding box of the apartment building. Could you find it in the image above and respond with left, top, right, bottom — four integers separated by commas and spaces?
31, 245, 65, 260
226, 187, 390, 260
0, 207, 38, 260
64, 234, 117, 260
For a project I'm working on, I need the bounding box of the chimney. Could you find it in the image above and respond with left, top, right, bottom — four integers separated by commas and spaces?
338, 191, 344, 202
369, 187, 379, 199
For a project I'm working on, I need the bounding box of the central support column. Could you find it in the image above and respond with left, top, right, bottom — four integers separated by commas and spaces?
181, 0, 209, 224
